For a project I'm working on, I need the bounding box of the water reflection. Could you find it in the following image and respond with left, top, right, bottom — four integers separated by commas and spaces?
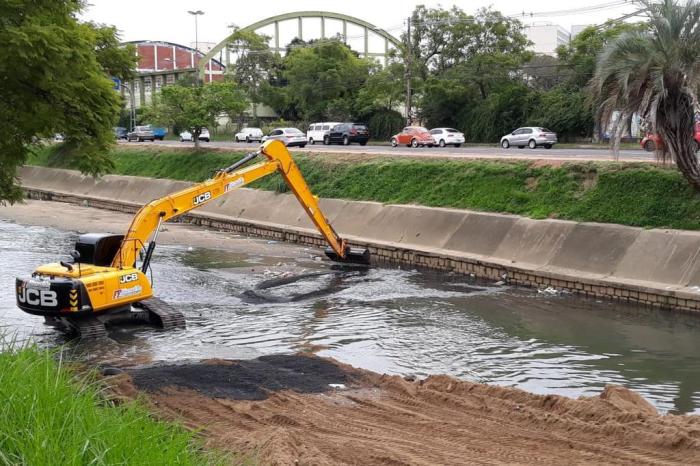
1, 219, 699, 413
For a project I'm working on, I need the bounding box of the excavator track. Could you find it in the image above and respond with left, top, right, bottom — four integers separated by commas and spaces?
66, 316, 108, 339
135, 297, 186, 330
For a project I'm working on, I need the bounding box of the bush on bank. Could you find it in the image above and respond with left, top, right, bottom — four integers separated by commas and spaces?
30, 146, 700, 230
0, 342, 224, 465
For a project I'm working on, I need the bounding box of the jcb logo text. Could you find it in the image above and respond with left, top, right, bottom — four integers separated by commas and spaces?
18, 288, 58, 307
193, 192, 211, 205
120, 273, 138, 284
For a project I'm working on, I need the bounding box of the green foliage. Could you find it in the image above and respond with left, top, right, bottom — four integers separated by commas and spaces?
265, 38, 375, 121
462, 83, 538, 142
528, 87, 593, 141
591, 0, 700, 189
0, 0, 137, 203
367, 109, 405, 140
31, 146, 700, 230
143, 79, 248, 147
0, 342, 227, 465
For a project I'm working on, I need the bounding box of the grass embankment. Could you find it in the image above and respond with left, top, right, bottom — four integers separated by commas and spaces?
30, 146, 700, 230
0, 343, 225, 465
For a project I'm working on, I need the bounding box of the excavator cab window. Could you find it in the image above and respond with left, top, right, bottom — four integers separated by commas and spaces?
74, 233, 124, 266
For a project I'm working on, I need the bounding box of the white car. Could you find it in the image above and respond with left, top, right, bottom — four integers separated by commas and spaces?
429, 128, 465, 147
262, 128, 307, 147
180, 128, 210, 142
234, 127, 263, 143
306, 122, 341, 145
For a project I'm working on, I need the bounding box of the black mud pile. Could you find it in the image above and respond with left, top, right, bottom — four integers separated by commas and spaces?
129, 354, 354, 400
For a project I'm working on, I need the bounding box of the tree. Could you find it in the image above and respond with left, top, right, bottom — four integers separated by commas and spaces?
146, 79, 247, 148
281, 39, 375, 121
522, 55, 563, 91
226, 28, 277, 123
591, 0, 700, 189
0, 0, 137, 203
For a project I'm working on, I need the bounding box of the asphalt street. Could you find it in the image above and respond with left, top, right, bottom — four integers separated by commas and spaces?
121, 139, 654, 162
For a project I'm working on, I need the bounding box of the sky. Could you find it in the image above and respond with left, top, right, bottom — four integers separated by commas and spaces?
80, 0, 640, 50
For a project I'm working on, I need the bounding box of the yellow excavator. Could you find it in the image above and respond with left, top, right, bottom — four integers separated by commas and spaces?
15, 140, 369, 338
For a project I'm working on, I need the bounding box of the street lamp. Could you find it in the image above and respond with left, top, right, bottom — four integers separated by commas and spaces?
187, 10, 205, 54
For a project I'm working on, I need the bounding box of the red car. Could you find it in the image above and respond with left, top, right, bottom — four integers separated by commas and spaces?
391, 126, 434, 148
641, 123, 700, 152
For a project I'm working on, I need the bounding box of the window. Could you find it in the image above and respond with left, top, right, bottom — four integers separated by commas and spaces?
523, 128, 533, 134
322, 125, 329, 131
308, 126, 314, 132
271, 129, 283, 136
430, 129, 440, 135
166, 74, 175, 84
144, 77, 152, 93
447, 128, 459, 133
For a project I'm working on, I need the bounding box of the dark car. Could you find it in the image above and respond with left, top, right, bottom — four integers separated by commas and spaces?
114, 127, 128, 140
326, 123, 369, 145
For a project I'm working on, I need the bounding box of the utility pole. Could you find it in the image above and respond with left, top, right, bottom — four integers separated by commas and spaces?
405, 16, 412, 126
188, 10, 205, 53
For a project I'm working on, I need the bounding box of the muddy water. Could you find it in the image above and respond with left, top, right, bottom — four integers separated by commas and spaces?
2, 219, 700, 414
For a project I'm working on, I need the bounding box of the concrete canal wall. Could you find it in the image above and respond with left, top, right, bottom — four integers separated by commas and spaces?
18, 165, 700, 313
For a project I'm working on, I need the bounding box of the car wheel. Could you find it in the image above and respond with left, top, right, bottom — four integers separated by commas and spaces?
644, 140, 655, 152
411, 138, 418, 148
544, 144, 552, 149
391, 138, 398, 147
454, 144, 461, 148
439, 139, 446, 147
323, 135, 330, 145
137, 137, 142, 142
235, 136, 240, 142
528, 139, 537, 149
501, 139, 510, 148
309, 138, 315, 145
180, 138, 184, 142
343, 136, 350, 146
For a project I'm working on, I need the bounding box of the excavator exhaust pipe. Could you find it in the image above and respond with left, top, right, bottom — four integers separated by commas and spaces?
324, 246, 371, 265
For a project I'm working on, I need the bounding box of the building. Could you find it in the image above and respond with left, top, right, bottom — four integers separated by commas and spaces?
121, 40, 226, 108
523, 24, 570, 56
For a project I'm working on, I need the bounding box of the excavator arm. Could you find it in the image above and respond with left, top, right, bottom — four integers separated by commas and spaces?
111, 140, 368, 270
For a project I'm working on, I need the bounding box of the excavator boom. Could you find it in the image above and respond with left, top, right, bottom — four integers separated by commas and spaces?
112, 140, 368, 269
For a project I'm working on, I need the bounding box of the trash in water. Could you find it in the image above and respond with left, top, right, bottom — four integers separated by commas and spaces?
329, 383, 346, 389
538, 286, 559, 295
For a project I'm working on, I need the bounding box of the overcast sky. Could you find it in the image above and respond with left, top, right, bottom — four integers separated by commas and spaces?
80, 0, 639, 50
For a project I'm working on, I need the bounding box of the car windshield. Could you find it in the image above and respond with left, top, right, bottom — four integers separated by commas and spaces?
410, 127, 428, 132
285, 129, 303, 135
539, 128, 552, 132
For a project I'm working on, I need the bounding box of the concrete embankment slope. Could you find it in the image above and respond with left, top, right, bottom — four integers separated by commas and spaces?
18, 165, 700, 313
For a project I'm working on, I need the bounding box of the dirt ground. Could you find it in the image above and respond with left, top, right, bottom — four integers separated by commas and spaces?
109, 354, 700, 466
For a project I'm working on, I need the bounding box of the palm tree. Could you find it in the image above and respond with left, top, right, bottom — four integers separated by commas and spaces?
591, 0, 700, 189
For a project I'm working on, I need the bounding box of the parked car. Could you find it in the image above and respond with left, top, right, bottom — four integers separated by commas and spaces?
235, 127, 264, 143
500, 127, 557, 149
179, 128, 210, 142
113, 127, 128, 140
641, 124, 700, 152
326, 123, 370, 145
127, 126, 155, 142
152, 127, 167, 141
262, 128, 307, 147
390, 126, 434, 148
306, 122, 341, 145
430, 128, 464, 147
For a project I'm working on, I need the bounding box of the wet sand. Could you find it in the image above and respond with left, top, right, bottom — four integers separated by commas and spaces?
110, 354, 700, 466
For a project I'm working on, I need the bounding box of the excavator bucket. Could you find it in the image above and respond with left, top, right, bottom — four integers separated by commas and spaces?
324, 246, 371, 265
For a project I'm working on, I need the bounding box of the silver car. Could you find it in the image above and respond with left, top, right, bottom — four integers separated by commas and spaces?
500, 127, 557, 149
262, 127, 307, 148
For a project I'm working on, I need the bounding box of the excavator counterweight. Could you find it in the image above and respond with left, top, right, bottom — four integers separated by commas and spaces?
15, 140, 369, 338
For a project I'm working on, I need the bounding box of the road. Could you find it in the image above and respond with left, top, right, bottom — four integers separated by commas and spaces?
121, 139, 655, 163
